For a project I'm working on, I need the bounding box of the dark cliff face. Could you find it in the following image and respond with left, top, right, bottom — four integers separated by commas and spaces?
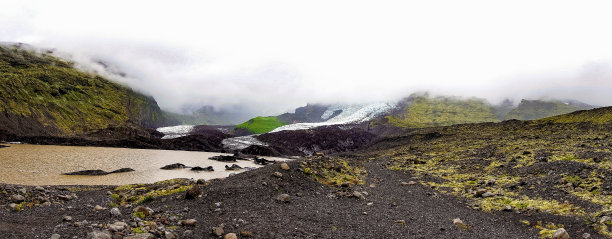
277, 104, 337, 124
0, 44, 175, 137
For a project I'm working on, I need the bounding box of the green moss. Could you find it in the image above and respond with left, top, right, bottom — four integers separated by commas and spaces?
235, 116, 286, 134
505, 100, 584, 121
302, 158, 367, 187
133, 211, 146, 219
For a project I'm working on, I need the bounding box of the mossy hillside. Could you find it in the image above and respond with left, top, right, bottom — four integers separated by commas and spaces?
235, 116, 286, 134
542, 106, 612, 124
364, 118, 612, 236
504, 99, 585, 121
383, 96, 500, 128
0, 45, 172, 135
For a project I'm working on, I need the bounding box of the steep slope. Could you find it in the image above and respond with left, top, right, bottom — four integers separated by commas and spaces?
504, 99, 594, 121
378, 95, 500, 128
0, 44, 175, 136
235, 116, 286, 134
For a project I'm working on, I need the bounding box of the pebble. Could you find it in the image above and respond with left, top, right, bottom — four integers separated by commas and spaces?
35, 186, 45, 191
503, 205, 512, 211
224, 233, 238, 239
481, 192, 495, 198
196, 179, 206, 184
351, 191, 365, 200
453, 218, 468, 229
11, 194, 25, 203
109, 222, 127, 232
280, 163, 290, 171
552, 228, 570, 239
110, 207, 121, 217
17, 187, 27, 195
182, 219, 197, 226
183, 230, 193, 237
50, 233, 61, 239
94, 205, 105, 211
367, 202, 374, 206
212, 226, 224, 236
395, 220, 405, 224
240, 231, 252, 237
87, 230, 111, 239
8, 203, 17, 211
600, 215, 611, 224
401, 181, 416, 185
276, 194, 291, 203
164, 231, 177, 239
582, 232, 591, 238
123, 233, 154, 239
63, 215, 72, 222
273, 172, 283, 178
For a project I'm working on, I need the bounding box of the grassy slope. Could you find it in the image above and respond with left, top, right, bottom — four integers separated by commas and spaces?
0, 45, 172, 135
235, 116, 286, 134
385, 96, 500, 128
504, 100, 583, 121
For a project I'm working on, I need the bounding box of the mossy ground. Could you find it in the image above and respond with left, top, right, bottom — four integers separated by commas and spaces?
363, 118, 612, 237
110, 179, 194, 206
235, 116, 286, 134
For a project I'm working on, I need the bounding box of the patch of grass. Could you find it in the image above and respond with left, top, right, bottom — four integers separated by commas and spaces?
235, 116, 286, 134
133, 211, 146, 219
302, 157, 367, 186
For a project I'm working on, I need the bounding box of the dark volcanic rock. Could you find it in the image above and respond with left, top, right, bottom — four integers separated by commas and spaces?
160, 163, 188, 170
110, 168, 135, 174
63, 168, 135, 176
209, 155, 239, 162
225, 164, 243, 171
0, 144, 9, 148
240, 145, 282, 156
254, 157, 274, 165
191, 166, 214, 171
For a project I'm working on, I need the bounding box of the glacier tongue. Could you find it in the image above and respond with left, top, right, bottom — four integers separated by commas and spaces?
157, 125, 195, 139
271, 102, 396, 133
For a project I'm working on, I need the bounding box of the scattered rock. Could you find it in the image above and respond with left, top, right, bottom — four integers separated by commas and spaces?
160, 163, 188, 170
196, 178, 206, 184
124, 234, 154, 239
109, 221, 127, 232
87, 230, 111, 239
351, 191, 365, 200
481, 192, 495, 198
395, 220, 405, 224
10, 194, 25, 203
225, 164, 242, 171
183, 230, 193, 238
600, 215, 611, 224
182, 219, 197, 227
164, 231, 177, 239
273, 172, 283, 178
94, 205, 105, 211
224, 233, 237, 239
184, 185, 200, 199
110, 207, 122, 217
453, 218, 468, 229
280, 162, 290, 171
212, 226, 224, 236
35, 186, 45, 191
7, 203, 17, 211
473, 188, 488, 197
401, 181, 416, 185
57, 195, 72, 201
240, 231, 252, 237
552, 228, 570, 239
63, 215, 72, 222
191, 166, 214, 171
277, 194, 291, 203
110, 168, 135, 174
582, 232, 591, 238
50, 234, 61, 239
503, 205, 512, 211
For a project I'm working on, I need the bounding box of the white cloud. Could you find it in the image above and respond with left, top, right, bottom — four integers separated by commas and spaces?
2, 0, 612, 115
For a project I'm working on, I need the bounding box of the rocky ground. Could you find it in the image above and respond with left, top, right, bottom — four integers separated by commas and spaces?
1, 116, 612, 238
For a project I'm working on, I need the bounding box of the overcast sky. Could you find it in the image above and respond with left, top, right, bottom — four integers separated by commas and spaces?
2, 0, 612, 115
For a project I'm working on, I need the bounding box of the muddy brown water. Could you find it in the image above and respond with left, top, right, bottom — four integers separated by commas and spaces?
0, 144, 288, 185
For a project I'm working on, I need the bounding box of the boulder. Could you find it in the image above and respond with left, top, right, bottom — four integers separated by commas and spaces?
453, 218, 468, 229
184, 185, 200, 199
182, 219, 197, 227
110, 207, 121, 217
133, 206, 153, 217
212, 226, 224, 236
109, 221, 127, 232
10, 194, 25, 203
191, 166, 214, 171
224, 233, 237, 239
225, 164, 242, 171
160, 163, 188, 170
273, 172, 283, 178
280, 163, 290, 171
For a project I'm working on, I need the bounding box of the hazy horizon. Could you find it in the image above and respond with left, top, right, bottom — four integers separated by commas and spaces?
2, 1, 612, 116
